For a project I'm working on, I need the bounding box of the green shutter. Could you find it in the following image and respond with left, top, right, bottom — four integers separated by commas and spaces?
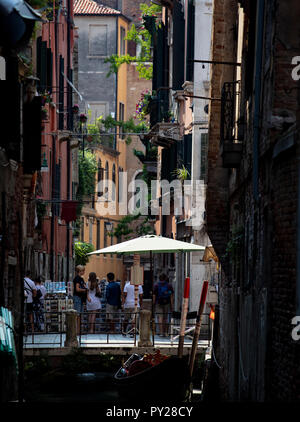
172, 0, 185, 90
186, 0, 195, 82
23, 96, 42, 173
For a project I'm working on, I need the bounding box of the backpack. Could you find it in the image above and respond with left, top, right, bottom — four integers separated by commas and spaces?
157, 282, 172, 305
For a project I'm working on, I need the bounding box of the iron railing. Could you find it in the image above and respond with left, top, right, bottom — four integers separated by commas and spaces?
23, 309, 212, 348
220, 81, 242, 146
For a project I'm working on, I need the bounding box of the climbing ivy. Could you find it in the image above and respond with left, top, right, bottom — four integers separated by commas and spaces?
105, 3, 162, 80
86, 115, 149, 147
111, 213, 154, 241
76, 150, 97, 215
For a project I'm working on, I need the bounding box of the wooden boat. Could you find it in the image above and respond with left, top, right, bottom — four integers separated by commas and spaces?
113, 354, 191, 401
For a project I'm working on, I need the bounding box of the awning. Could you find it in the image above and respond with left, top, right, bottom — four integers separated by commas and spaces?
0, 0, 42, 51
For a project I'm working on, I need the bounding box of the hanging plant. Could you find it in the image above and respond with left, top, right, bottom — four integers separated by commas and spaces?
40, 91, 52, 106
135, 89, 155, 121
79, 113, 88, 123
41, 107, 48, 121
72, 104, 79, 114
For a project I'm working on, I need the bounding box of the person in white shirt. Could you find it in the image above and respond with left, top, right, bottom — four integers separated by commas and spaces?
122, 281, 143, 336
34, 276, 47, 331
24, 271, 37, 333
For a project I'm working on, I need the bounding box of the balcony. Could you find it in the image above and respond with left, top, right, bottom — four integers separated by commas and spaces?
148, 121, 181, 148
220, 81, 243, 168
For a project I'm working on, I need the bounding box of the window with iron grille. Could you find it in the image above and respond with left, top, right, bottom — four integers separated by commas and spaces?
119, 102, 125, 139
220, 81, 241, 146
97, 159, 104, 197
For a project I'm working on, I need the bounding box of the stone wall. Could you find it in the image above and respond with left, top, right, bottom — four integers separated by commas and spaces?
206, 0, 300, 401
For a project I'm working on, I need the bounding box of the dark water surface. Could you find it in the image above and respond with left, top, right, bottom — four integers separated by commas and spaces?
24, 371, 126, 402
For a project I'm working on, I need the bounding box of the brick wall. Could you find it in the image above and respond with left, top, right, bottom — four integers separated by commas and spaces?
206, 0, 300, 401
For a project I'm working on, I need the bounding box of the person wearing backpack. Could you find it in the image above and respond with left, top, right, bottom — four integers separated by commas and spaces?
34, 276, 47, 331
24, 271, 37, 333
153, 273, 174, 337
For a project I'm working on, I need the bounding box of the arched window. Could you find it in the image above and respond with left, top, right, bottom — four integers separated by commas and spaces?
97, 158, 103, 197
105, 161, 109, 199
112, 163, 116, 200
118, 166, 124, 201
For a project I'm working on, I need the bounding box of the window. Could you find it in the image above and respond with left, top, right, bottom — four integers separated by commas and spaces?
89, 25, 108, 56
120, 27, 126, 56
105, 161, 109, 200
81, 217, 84, 241
119, 102, 125, 139
112, 164, 116, 200
96, 219, 100, 250
200, 133, 208, 181
89, 218, 93, 244
89, 102, 108, 123
97, 159, 103, 197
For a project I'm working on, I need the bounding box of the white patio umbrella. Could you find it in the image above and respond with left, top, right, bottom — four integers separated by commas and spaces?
87, 234, 206, 255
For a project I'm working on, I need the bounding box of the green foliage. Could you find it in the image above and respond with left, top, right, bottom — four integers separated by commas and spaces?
105, 2, 161, 80
112, 213, 154, 240
76, 149, 97, 216
24, 355, 51, 379
172, 165, 190, 182
74, 241, 94, 266
86, 115, 148, 148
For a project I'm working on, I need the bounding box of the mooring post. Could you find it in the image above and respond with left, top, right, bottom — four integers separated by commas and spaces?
64, 309, 79, 348
138, 309, 152, 347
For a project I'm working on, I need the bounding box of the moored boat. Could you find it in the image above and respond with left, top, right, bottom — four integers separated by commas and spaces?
113, 352, 191, 401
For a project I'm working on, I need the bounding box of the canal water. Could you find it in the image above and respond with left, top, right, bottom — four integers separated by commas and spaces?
24, 371, 127, 402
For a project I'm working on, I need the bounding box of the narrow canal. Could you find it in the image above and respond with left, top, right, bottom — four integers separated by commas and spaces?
22, 351, 206, 403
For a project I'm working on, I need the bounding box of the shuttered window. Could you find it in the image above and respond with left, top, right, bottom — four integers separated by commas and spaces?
59, 56, 64, 130
172, 0, 185, 90
186, 0, 195, 82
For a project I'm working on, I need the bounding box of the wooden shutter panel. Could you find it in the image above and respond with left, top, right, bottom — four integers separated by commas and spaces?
59, 56, 64, 130
186, 0, 195, 82
47, 48, 53, 93
0, 80, 21, 161
183, 134, 192, 176
172, 0, 185, 90
23, 96, 42, 173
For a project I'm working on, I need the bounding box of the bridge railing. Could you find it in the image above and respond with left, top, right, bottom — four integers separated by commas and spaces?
23, 309, 212, 348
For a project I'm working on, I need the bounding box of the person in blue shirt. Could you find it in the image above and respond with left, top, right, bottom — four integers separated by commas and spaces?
105, 272, 121, 332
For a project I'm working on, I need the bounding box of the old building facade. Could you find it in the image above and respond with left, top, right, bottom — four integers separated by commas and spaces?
206, 0, 300, 401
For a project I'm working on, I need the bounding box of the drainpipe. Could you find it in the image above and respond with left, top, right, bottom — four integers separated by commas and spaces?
50, 134, 56, 281
252, 0, 265, 201
115, 16, 118, 149
66, 0, 71, 283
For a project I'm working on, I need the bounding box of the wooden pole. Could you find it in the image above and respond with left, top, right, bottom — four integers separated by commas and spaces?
178, 277, 190, 358
188, 281, 209, 376
150, 251, 155, 344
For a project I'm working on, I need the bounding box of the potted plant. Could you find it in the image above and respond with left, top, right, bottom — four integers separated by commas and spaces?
40, 91, 52, 106
41, 107, 48, 120
79, 113, 88, 123
135, 90, 154, 121
72, 104, 79, 114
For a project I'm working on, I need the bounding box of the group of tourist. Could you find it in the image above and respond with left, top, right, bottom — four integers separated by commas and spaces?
72, 265, 144, 335
24, 266, 175, 337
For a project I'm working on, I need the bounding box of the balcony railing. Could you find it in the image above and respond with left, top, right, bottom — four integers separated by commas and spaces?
220, 81, 243, 168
